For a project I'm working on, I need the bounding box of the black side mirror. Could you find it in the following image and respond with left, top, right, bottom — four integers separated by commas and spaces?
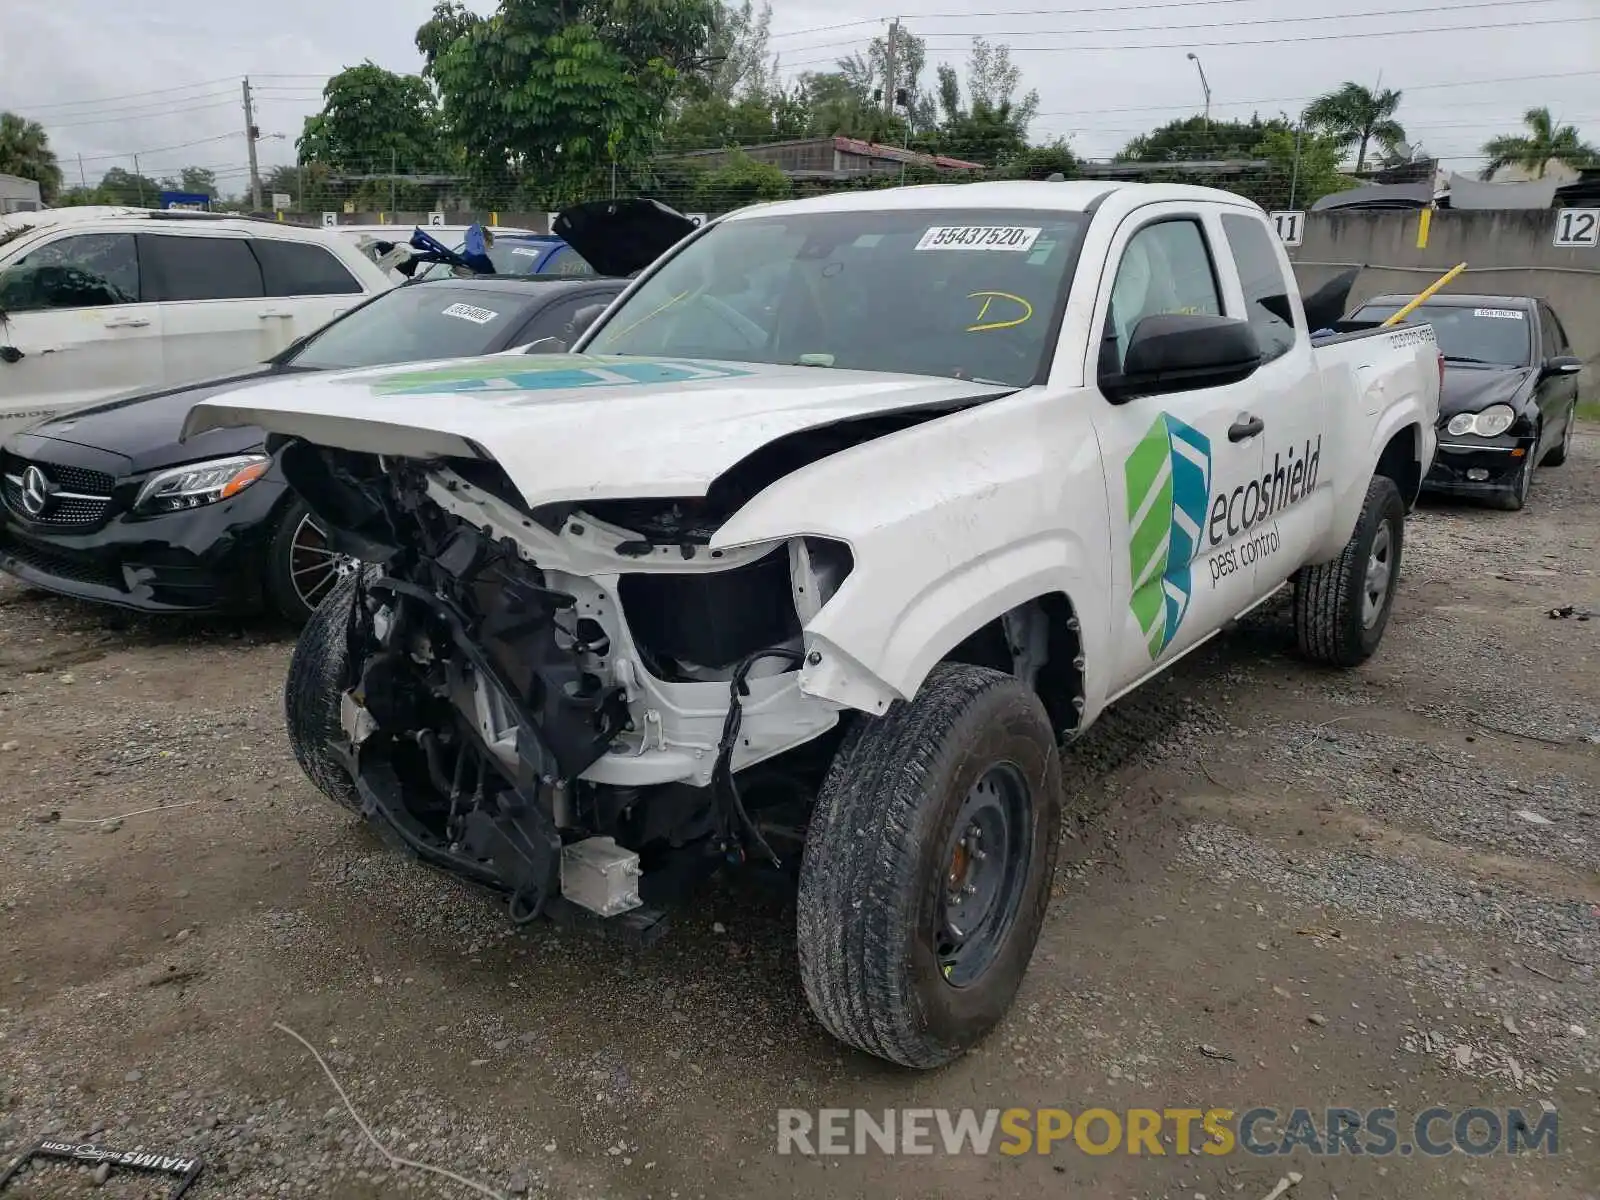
1542, 354, 1583, 378
1102, 314, 1263, 402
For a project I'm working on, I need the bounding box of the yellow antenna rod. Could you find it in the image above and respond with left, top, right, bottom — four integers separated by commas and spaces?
1381, 262, 1467, 326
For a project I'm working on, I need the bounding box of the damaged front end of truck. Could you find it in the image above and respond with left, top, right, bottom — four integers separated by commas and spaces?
268, 397, 970, 940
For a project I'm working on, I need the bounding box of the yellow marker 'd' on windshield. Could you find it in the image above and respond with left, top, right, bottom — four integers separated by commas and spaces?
600, 290, 690, 345
967, 291, 1033, 332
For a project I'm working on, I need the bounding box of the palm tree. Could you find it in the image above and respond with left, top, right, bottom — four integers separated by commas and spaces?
1481, 107, 1598, 180
1302, 82, 1405, 174
0, 112, 63, 203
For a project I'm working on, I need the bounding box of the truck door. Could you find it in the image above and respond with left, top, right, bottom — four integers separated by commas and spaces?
1087, 207, 1267, 695
1215, 211, 1330, 596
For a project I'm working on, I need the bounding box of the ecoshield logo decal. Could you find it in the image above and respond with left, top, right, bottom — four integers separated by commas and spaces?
1125, 413, 1212, 659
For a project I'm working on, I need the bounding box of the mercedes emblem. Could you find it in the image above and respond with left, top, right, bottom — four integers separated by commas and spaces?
19, 465, 50, 517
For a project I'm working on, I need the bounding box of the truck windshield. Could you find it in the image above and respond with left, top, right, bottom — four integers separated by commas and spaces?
584, 209, 1090, 387
1351, 302, 1532, 367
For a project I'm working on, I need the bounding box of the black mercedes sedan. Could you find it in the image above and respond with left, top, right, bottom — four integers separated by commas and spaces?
1346, 293, 1583, 510
0, 275, 625, 623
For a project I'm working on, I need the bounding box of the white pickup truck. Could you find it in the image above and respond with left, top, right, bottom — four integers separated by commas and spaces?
184, 182, 1441, 1069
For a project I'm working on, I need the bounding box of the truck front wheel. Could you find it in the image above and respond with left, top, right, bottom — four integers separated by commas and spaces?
1292, 474, 1405, 667
796, 663, 1063, 1068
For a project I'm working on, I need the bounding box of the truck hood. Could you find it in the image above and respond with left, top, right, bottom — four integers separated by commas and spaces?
182, 353, 1010, 511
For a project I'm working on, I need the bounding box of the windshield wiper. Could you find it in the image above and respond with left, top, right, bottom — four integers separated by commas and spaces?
1442, 354, 1496, 365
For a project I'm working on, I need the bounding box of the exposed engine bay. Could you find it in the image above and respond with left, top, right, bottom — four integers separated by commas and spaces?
280, 435, 870, 938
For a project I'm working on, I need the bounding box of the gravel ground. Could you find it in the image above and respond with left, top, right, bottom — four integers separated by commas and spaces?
1, 428, 1598, 1200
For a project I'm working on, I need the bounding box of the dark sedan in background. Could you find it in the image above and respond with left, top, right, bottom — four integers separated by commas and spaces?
0, 274, 625, 623
1347, 292, 1583, 510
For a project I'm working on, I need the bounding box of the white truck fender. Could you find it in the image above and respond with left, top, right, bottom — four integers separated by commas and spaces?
709, 393, 1112, 716
1308, 345, 1438, 564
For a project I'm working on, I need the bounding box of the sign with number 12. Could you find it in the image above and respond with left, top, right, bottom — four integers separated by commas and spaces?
1553, 209, 1598, 248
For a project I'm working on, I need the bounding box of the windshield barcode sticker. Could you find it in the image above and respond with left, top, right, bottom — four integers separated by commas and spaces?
916, 226, 1042, 252
441, 303, 499, 324
1473, 308, 1524, 319
511, 247, 541, 257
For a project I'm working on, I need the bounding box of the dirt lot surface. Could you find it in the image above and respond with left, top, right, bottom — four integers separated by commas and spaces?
2, 432, 1598, 1200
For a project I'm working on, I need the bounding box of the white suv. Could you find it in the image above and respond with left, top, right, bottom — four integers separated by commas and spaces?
0, 207, 394, 438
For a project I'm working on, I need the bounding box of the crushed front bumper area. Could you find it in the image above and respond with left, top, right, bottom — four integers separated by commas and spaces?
1422, 435, 1533, 497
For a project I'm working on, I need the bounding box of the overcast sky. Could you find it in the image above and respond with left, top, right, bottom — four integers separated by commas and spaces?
3, 0, 1596, 194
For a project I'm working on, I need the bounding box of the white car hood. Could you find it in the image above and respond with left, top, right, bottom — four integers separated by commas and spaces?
182, 353, 1008, 510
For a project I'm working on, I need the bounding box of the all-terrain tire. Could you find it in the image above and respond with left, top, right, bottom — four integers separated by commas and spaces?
284, 570, 363, 813
1543, 407, 1574, 467
796, 663, 1063, 1069
1293, 474, 1405, 668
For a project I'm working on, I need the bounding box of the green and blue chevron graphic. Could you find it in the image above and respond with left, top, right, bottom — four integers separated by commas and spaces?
1124, 413, 1213, 659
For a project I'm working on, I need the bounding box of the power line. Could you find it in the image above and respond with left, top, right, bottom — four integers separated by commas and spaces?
781, 13, 1600, 68
7, 76, 241, 114
75, 133, 242, 166
43, 97, 241, 131
776, 0, 1578, 56
1026, 69, 1600, 120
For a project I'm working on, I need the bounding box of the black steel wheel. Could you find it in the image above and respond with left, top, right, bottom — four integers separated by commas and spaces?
797, 662, 1063, 1069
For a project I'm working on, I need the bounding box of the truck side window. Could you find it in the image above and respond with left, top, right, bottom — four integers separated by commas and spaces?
1102, 218, 1220, 374
1221, 212, 1296, 362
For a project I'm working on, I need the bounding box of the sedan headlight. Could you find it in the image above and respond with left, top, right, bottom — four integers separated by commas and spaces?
1474, 404, 1515, 437
1445, 404, 1516, 438
134, 454, 270, 514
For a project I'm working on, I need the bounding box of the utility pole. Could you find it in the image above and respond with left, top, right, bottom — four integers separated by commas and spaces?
242, 76, 262, 211
77, 154, 86, 189
133, 154, 146, 206
883, 19, 899, 115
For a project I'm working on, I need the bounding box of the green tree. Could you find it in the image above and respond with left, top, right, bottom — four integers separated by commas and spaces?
417, 0, 717, 206
95, 166, 162, 206
158, 166, 218, 197
691, 149, 790, 210
1301, 82, 1405, 174
1481, 107, 1598, 179
919, 40, 1034, 167
0, 112, 63, 204
1119, 115, 1283, 163
1253, 126, 1353, 208
298, 62, 444, 175
994, 139, 1078, 180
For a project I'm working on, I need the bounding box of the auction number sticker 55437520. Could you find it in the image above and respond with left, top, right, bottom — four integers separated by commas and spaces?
917, 226, 1042, 252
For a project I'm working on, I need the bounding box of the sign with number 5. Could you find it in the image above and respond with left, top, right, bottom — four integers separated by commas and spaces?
1553, 208, 1599, 248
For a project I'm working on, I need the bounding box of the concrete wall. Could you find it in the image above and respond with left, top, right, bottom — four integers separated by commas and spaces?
1286, 209, 1600, 398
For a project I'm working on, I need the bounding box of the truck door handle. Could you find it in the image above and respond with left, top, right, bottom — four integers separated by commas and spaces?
259, 310, 294, 319
103, 316, 150, 329
1228, 415, 1264, 442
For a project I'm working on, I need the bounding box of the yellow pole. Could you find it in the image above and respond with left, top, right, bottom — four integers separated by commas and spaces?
1381, 262, 1466, 326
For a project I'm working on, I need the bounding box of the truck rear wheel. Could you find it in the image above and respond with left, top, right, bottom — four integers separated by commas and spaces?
1293, 475, 1405, 668
796, 663, 1062, 1068
284, 571, 362, 814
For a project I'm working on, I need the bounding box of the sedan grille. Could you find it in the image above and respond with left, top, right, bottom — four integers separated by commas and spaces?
1, 452, 116, 528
